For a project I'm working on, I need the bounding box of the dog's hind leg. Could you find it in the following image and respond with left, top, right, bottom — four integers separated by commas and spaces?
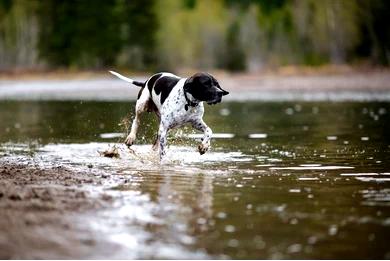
152, 114, 161, 151
125, 88, 150, 147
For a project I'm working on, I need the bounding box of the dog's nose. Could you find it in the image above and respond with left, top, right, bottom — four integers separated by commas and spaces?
215, 87, 229, 96
216, 88, 229, 96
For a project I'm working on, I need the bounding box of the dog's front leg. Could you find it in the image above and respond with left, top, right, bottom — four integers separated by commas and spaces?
192, 119, 212, 155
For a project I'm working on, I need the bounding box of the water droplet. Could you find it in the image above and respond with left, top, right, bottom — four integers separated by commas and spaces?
180, 235, 195, 245
307, 236, 317, 244
254, 235, 266, 249
197, 217, 207, 225
225, 225, 236, 233
219, 108, 230, 116
328, 225, 338, 236
217, 212, 227, 219
275, 204, 286, 212
227, 239, 239, 247
287, 243, 302, 253
379, 108, 387, 115
285, 108, 294, 115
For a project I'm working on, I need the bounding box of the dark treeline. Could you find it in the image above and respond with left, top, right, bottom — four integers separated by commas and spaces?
0, 0, 389, 72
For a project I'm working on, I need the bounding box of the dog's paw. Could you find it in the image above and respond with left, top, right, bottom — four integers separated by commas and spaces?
124, 134, 135, 147
198, 143, 209, 155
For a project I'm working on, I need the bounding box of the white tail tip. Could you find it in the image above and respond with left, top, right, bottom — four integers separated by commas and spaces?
109, 70, 134, 83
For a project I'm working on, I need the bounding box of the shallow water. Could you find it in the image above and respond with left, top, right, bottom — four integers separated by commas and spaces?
1, 100, 390, 259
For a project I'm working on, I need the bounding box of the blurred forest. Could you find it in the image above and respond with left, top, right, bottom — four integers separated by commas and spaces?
0, 0, 389, 72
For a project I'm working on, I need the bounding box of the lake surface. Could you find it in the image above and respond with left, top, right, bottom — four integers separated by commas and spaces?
1, 100, 390, 259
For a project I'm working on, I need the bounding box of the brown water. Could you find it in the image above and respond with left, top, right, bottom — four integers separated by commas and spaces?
1, 100, 390, 259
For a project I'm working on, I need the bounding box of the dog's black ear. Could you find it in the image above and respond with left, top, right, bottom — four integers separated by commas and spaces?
184, 77, 194, 92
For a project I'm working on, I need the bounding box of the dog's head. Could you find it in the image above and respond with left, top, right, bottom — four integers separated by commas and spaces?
184, 73, 229, 105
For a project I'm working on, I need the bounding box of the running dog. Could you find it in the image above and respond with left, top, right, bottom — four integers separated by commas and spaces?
109, 71, 229, 159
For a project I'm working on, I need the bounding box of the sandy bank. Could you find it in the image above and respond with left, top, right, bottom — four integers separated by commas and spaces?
1, 68, 390, 101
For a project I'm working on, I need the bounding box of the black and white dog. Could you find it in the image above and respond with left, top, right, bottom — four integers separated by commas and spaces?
109, 71, 229, 159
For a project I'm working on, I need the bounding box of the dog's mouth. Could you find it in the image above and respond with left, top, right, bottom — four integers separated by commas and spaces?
206, 97, 222, 105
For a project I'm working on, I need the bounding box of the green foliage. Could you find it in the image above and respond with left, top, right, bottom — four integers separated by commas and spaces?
0, 0, 39, 69
120, 0, 157, 69
38, 0, 122, 68
0, 0, 12, 12
0, 0, 389, 70
182, 0, 197, 9
355, 0, 390, 65
225, 0, 287, 13
155, 0, 228, 71
225, 21, 246, 71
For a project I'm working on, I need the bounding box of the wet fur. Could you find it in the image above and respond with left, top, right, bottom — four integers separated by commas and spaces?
109, 71, 229, 160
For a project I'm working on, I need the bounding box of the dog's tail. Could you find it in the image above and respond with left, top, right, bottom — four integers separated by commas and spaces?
109, 70, 144, 87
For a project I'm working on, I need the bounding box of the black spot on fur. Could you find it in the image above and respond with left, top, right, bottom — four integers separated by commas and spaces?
147, 73, 163, 92
154, 76, 180, 104
137, 87, 144, 99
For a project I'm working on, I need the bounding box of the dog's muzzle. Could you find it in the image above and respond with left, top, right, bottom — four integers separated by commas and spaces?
207, 89, 229, 105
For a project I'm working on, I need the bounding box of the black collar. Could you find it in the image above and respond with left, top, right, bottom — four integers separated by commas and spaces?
184, 89, 199, 111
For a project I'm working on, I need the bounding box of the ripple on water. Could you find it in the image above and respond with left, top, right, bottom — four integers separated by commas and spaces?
359, 188, 390, 207
355, 177, 390, 182
269, 165, 354, 170
340, 173, 390, 183
182, 133, 235, 139
100, 133, 125, 139
248, 133, 268, 139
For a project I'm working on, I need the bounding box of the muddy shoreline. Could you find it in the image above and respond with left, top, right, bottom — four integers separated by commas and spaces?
0, 158, 122, 259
